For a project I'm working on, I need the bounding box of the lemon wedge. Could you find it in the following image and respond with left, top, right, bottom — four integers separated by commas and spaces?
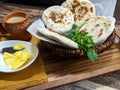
13, 44, 26, 50
3, 50, 31, 70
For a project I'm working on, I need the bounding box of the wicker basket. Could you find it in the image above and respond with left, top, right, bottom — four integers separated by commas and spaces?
40, 32, 115, 57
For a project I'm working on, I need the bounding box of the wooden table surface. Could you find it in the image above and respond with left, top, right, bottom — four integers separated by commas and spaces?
0, 3, 120, 90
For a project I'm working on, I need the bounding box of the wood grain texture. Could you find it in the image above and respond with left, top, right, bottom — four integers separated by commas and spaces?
25, 43, 120, 90
51, 80, 118, 90
70, 80, 117, 90
0, 3, 120, 90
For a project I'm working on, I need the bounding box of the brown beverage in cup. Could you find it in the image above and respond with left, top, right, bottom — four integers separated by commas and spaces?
0, 11, 31, 41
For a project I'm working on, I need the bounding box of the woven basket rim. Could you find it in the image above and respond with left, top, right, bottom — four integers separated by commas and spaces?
41, 32, 115, 57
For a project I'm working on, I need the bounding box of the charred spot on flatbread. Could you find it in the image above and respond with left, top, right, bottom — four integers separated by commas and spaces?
98, 29, 104, 38
49, 11, 64, 23
95, 24, 100, 27
80, 29, 87, 34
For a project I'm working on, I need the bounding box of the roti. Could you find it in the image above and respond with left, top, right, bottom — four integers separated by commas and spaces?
36, 27, 79, 49
61, 0, 95, 26
79, 16, 116, 45
42, 5, 74, 34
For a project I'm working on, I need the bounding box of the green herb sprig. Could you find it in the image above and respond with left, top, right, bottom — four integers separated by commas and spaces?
64, 24, 98, 62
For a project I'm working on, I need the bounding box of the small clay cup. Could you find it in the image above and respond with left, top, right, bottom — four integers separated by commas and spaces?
0, 11, 31, 41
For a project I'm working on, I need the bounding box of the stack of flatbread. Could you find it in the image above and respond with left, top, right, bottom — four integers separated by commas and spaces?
36, 0, 116, 49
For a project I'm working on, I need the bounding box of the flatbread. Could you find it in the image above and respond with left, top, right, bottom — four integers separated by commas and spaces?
61, 0, 95, 26
36, 27, 79, 49
42, 5, 74, 34
79, 16, 116, 45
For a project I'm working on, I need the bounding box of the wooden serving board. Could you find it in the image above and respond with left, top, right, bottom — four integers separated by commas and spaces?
25, 22, 120, 89
1, 3, 120, 90
3, 21, 117, 90
24, 43, 120, 90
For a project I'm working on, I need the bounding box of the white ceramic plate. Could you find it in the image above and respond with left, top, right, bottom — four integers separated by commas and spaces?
0, 40, 39, 73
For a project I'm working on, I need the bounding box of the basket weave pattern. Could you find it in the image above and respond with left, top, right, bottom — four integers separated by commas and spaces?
41, 32, 115, 57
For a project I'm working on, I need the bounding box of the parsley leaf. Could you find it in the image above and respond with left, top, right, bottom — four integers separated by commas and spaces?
64, 24, 98, 62
87, 49, 98, 62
